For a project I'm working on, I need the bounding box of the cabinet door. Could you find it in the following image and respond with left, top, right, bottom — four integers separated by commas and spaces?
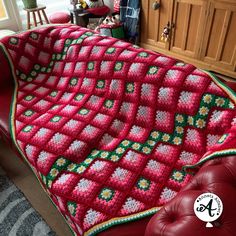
170, 0, 208, 58
201, 0, 236, 73
140, 0, 173, 50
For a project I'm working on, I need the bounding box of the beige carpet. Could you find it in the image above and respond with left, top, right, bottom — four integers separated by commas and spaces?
0, 140, 71, 236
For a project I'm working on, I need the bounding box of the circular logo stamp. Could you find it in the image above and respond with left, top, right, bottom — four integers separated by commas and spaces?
194, 193, 223, 227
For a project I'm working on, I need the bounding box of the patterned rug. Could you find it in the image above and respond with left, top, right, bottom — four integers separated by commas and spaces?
0, 167, 56, 236
0, 25, 235, 236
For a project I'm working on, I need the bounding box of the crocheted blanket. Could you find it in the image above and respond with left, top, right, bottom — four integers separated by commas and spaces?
1, 25, 236, 236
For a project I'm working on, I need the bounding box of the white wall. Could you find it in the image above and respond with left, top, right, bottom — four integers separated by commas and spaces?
0, 0, 22, 31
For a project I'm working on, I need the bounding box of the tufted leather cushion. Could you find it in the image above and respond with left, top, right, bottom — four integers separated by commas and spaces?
145, 156, 236, 236
49, 12, 71, 24
0, 48, 14, 142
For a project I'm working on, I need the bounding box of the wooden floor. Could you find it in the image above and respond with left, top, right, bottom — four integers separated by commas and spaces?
0, 140, 72, 236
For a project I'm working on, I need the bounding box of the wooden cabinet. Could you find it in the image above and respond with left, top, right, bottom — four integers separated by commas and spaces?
170, 0, 208, 58
200, 1, 236, 75
140, 0, 236, 79
140, 0, 173, 50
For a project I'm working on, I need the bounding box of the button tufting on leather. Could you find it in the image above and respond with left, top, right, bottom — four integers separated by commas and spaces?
168, 213, 177, 223
213, 220, 222, 227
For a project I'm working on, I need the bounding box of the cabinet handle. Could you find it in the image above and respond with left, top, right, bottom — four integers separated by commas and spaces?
152, 1, 161, 10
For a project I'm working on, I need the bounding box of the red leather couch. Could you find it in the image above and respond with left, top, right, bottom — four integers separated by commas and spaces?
0, 47, 236, 236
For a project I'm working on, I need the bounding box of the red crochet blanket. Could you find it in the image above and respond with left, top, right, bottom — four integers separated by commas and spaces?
0, 25, 236, 236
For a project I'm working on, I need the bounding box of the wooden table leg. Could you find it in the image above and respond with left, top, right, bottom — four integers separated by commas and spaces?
42, 9, 49, 24
70, 12, 74, 24
37, 10, 43, 25
32, 11, 37, 27
27, 11, 31, 29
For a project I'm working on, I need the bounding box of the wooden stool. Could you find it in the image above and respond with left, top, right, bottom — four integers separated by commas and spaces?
24, 4, 49, 29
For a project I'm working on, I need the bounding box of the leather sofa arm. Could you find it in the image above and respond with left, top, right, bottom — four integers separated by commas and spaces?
145, 156, 236, 236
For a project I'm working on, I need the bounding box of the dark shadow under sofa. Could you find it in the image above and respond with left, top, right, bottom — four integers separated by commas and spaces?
0, 25, 236, 236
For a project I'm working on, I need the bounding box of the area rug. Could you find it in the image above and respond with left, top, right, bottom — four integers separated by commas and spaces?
0, 167, 56, 236
0, 25, 235, 236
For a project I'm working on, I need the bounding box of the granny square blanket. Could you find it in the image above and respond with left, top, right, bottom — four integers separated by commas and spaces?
0, 25, 236, 236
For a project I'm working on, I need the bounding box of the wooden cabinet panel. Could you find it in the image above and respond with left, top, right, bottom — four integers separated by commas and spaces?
170, 0, 208, 58
140, 0, 173, 50
140, 0, 236, 78
201, 1, 236, 72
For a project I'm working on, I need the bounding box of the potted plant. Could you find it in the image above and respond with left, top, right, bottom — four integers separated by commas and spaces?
22, 0, 37, 9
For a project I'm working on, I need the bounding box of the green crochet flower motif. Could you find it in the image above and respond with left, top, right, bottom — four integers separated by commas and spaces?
70, 78, 78, 86
126, 82, 135, 93
24, 95, 34, 101
218, 134, 228, 144
9, 37, 18, 45
114, 62, 123, 71
76, 165, 86, 174
148, 66, 159, 75
20, 74, 27, 80
99, 188, 115, 202
41, 67, 47, 72
104, 99, 114, 109
109, 154, 119, 162
49, 168, 59, 178
203, 94, 213, 104
22, 125, 33, 133
74, 93, 84, 101
96, 80, 105, 89
138, 52, 149, 58
24, 110, 34, 117
67, 163, 77, 172
50, 91, 58, 97
215, 98, 225, 107
79, 108, 89, 115
67, 202, 77, 216
137, 177, 150, 191
142, 146, 151, 154
195, 118, 206, 129
106, 47, 116, 54
30, 32, 38, 40
31, 71, 37, 77
132, 142, 141, 151
87, 62, 94, 71
65, 39, 72, 45
171, 170, 185, 183
34, 64, 40, 70
56, 157, 67, 167
51, 116, 62, 122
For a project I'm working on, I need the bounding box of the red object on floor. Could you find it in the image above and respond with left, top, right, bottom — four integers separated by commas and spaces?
86, 5, 110, 16
49, 12, 71, 24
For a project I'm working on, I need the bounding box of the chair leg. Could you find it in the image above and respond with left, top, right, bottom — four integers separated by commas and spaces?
37, 10, 43, 25
42, 9, 49, 24
32, 11, 37, 27
27, 11, 31, 29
